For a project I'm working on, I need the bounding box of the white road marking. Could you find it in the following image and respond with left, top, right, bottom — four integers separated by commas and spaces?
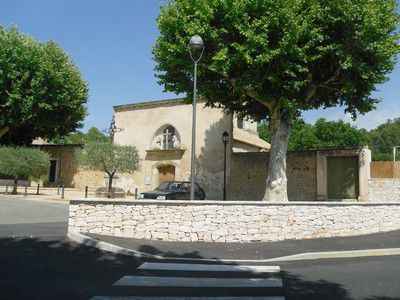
138, 263, 280, 273
113, 276, 283, 288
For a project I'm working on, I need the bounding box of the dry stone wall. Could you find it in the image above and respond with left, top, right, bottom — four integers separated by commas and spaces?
69, 199, 400, 243
369, 179, 400, 202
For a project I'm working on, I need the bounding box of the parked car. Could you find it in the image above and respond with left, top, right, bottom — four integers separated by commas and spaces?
138, 181, 206, 200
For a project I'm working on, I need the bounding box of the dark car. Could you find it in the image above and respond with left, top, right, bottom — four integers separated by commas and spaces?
138, 181, 206, 200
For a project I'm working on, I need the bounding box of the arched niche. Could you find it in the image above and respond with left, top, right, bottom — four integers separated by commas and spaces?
151, 124, 181, 150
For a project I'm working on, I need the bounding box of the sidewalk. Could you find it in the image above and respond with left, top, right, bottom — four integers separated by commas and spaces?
76, 230, 400, 261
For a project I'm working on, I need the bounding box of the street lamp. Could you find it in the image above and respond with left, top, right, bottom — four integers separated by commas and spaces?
188, 35, 204, 200
222, 131, 229, 200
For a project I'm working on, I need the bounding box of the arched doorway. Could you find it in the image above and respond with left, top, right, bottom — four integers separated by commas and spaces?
158, 165, 175, 184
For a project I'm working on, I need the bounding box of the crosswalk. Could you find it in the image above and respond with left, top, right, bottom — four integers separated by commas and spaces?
91, 262, 285, 300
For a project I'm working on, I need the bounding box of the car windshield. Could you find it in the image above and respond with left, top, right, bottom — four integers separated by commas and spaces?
156, 182, 170, 191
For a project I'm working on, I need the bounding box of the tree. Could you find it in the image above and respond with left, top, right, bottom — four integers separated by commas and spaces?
0, 146, 50, 194
153, 0, 399, 201
259, 118, 367, 151
0, 25, 88, 145
314, 119, 367, 148
367, 118, 400, 160
64, 127, 110, 144
76, 143, 141, 197
259, 118, 322, 150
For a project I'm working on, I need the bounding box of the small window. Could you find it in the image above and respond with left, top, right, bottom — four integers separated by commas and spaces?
237, 117, 244, 129
163, 126, 176, 149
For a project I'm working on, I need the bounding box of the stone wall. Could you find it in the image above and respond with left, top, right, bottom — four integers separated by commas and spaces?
369, 179, 400, 202
68, 199, 400, 243
230, 151, 317, 201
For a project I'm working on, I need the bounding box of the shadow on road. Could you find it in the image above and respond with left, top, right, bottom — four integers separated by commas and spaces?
0, 237, 396, 300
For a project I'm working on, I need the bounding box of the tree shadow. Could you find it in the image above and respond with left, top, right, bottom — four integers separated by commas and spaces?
0, 237, 142, 300
0, 236, 397, 300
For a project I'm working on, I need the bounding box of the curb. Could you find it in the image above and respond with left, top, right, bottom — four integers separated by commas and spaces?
0, 196, 69, 205
68, 231, 400, 263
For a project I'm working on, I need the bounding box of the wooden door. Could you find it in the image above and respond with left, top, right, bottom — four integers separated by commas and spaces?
327, 156, 359, 199
158, 165, 175, 184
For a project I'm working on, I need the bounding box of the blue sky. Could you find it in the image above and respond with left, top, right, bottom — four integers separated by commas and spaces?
1, 0, 399, 132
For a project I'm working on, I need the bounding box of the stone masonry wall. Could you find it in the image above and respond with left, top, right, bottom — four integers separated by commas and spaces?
369, 179, 400, 202
69, 200, 400, 243
230, 151, 317, 201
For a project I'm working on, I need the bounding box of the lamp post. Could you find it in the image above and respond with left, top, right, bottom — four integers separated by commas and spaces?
188, 35, 204, 200
222, 131, 229, 200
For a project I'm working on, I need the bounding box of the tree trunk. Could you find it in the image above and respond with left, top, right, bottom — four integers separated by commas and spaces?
263, 111, 292, 202
12, 176, 18, 195
107, 173, 114, 198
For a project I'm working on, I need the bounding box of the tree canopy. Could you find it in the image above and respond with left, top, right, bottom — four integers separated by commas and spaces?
367, 118, 400, 161
63, 127, 110, 144
76, 142, 141, 196
154, 0, 399, 201
259, 118, 367, 150
0, 25, 88, 145
0, 146, 50, 194
154, 0, 399, 119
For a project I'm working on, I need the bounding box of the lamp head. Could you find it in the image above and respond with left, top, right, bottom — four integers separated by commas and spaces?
222, 131, 229, 144
188, 35, 204, 50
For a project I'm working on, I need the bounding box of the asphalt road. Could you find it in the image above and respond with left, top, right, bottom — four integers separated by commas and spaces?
0, 197, 399, 300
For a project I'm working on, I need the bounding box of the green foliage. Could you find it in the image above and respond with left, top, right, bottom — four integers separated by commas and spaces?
371, 152, 394, 162
314, 119, 367, 148
76, 142, 140, 176
259, 118, 367, 150
367, 118, 400, 153
0, 146, 50, 181
0, 25, 88, 145
154, 0, 399, 120
367, 118, 400, 160
64, 127, 110, 144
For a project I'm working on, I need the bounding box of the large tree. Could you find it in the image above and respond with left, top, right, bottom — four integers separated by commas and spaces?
153, 0, 399, 201
0, 25, 88, 145
76, 142, 141, 198
0, 146, 50, 194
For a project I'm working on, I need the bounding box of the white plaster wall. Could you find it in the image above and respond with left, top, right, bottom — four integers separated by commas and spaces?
113, 101, 232, 200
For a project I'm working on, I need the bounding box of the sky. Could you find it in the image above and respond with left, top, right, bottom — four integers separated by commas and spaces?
1, 0, 399, 132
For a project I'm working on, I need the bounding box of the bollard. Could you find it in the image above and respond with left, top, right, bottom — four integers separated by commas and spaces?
85, 186, 88, 198
135, 188, 138, 199
5, 185, 9, 195
61, 185, 65, 199
24, 186, 28, 197
37, 184, 40, 195
57, 183, 60, 195
112, 187, 115, 199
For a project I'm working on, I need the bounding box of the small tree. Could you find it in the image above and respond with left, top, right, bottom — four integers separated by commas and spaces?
76, 143, 141, 197
0, 147, 50, 194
